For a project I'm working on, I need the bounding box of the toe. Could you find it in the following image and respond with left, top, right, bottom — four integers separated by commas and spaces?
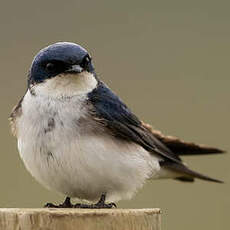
44, 203, 58, 208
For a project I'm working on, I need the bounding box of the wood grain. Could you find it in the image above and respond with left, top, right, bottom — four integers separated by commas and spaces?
0, 208, 161, 230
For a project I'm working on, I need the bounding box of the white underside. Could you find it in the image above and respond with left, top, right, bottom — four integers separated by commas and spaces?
16, 73, 167, 202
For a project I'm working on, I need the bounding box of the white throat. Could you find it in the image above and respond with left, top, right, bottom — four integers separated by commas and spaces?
32, 71, 97, 98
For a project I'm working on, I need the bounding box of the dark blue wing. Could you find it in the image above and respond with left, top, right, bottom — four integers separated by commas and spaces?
87, 81, 182, 163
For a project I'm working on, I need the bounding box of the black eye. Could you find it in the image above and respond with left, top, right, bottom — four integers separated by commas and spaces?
45, 62, 56, 72
80, 55, 91, 69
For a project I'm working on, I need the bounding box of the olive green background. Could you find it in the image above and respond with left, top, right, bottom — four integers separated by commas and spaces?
0, 1, 229, 229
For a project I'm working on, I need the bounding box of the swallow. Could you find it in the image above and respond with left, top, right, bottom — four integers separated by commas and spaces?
10, 42, 224, 208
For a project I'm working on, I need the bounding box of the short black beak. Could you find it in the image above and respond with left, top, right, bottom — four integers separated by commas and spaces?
65, 64, 83, 74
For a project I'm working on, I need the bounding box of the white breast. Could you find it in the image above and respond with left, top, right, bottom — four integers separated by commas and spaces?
16, 78, 161, 202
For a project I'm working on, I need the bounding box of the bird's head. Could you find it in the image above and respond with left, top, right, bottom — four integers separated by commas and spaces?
28, 42, 98, 98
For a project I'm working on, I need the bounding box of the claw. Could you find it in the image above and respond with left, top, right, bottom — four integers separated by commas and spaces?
44, 197, 73, 208
44, 203, 59, 208
73, 202, 116, 209
43, 194, 117, 209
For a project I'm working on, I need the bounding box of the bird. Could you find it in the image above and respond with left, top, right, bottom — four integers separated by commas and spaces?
10, 42, 224, 208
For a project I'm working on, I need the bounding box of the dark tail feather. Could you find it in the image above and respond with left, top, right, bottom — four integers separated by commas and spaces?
174, 145, 225, 156
144, 125, 226, 156
158, 136, 225, 156
160, 161, 223, 183
175, 176, 194, 182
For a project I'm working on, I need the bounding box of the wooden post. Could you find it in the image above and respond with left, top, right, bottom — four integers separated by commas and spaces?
0, 208, 161, 230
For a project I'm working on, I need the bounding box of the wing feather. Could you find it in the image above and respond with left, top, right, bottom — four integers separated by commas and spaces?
87, 81, 182, 163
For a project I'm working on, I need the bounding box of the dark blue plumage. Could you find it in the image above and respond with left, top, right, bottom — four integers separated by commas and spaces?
29, 42, 94, 85
88, 81, 140, 126
88, 81, 182, 163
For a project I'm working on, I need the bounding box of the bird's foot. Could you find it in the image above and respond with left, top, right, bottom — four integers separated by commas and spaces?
44, 194, 117, 209
74, 202, 116, 209
73, 193, 116, 209
44, 197, 73, 208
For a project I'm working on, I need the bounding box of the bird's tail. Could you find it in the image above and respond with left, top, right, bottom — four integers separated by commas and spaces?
160, 161, 223, 183
142, 123, 225, 156
155, 134, 225, 156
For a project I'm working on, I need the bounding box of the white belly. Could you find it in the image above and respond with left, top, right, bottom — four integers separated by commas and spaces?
17, 91, 161, 202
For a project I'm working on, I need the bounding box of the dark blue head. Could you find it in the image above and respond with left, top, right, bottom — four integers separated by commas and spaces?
29, 42, 95, 85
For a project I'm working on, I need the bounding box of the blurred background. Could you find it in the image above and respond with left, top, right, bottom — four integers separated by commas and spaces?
0, 0, 229, 229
